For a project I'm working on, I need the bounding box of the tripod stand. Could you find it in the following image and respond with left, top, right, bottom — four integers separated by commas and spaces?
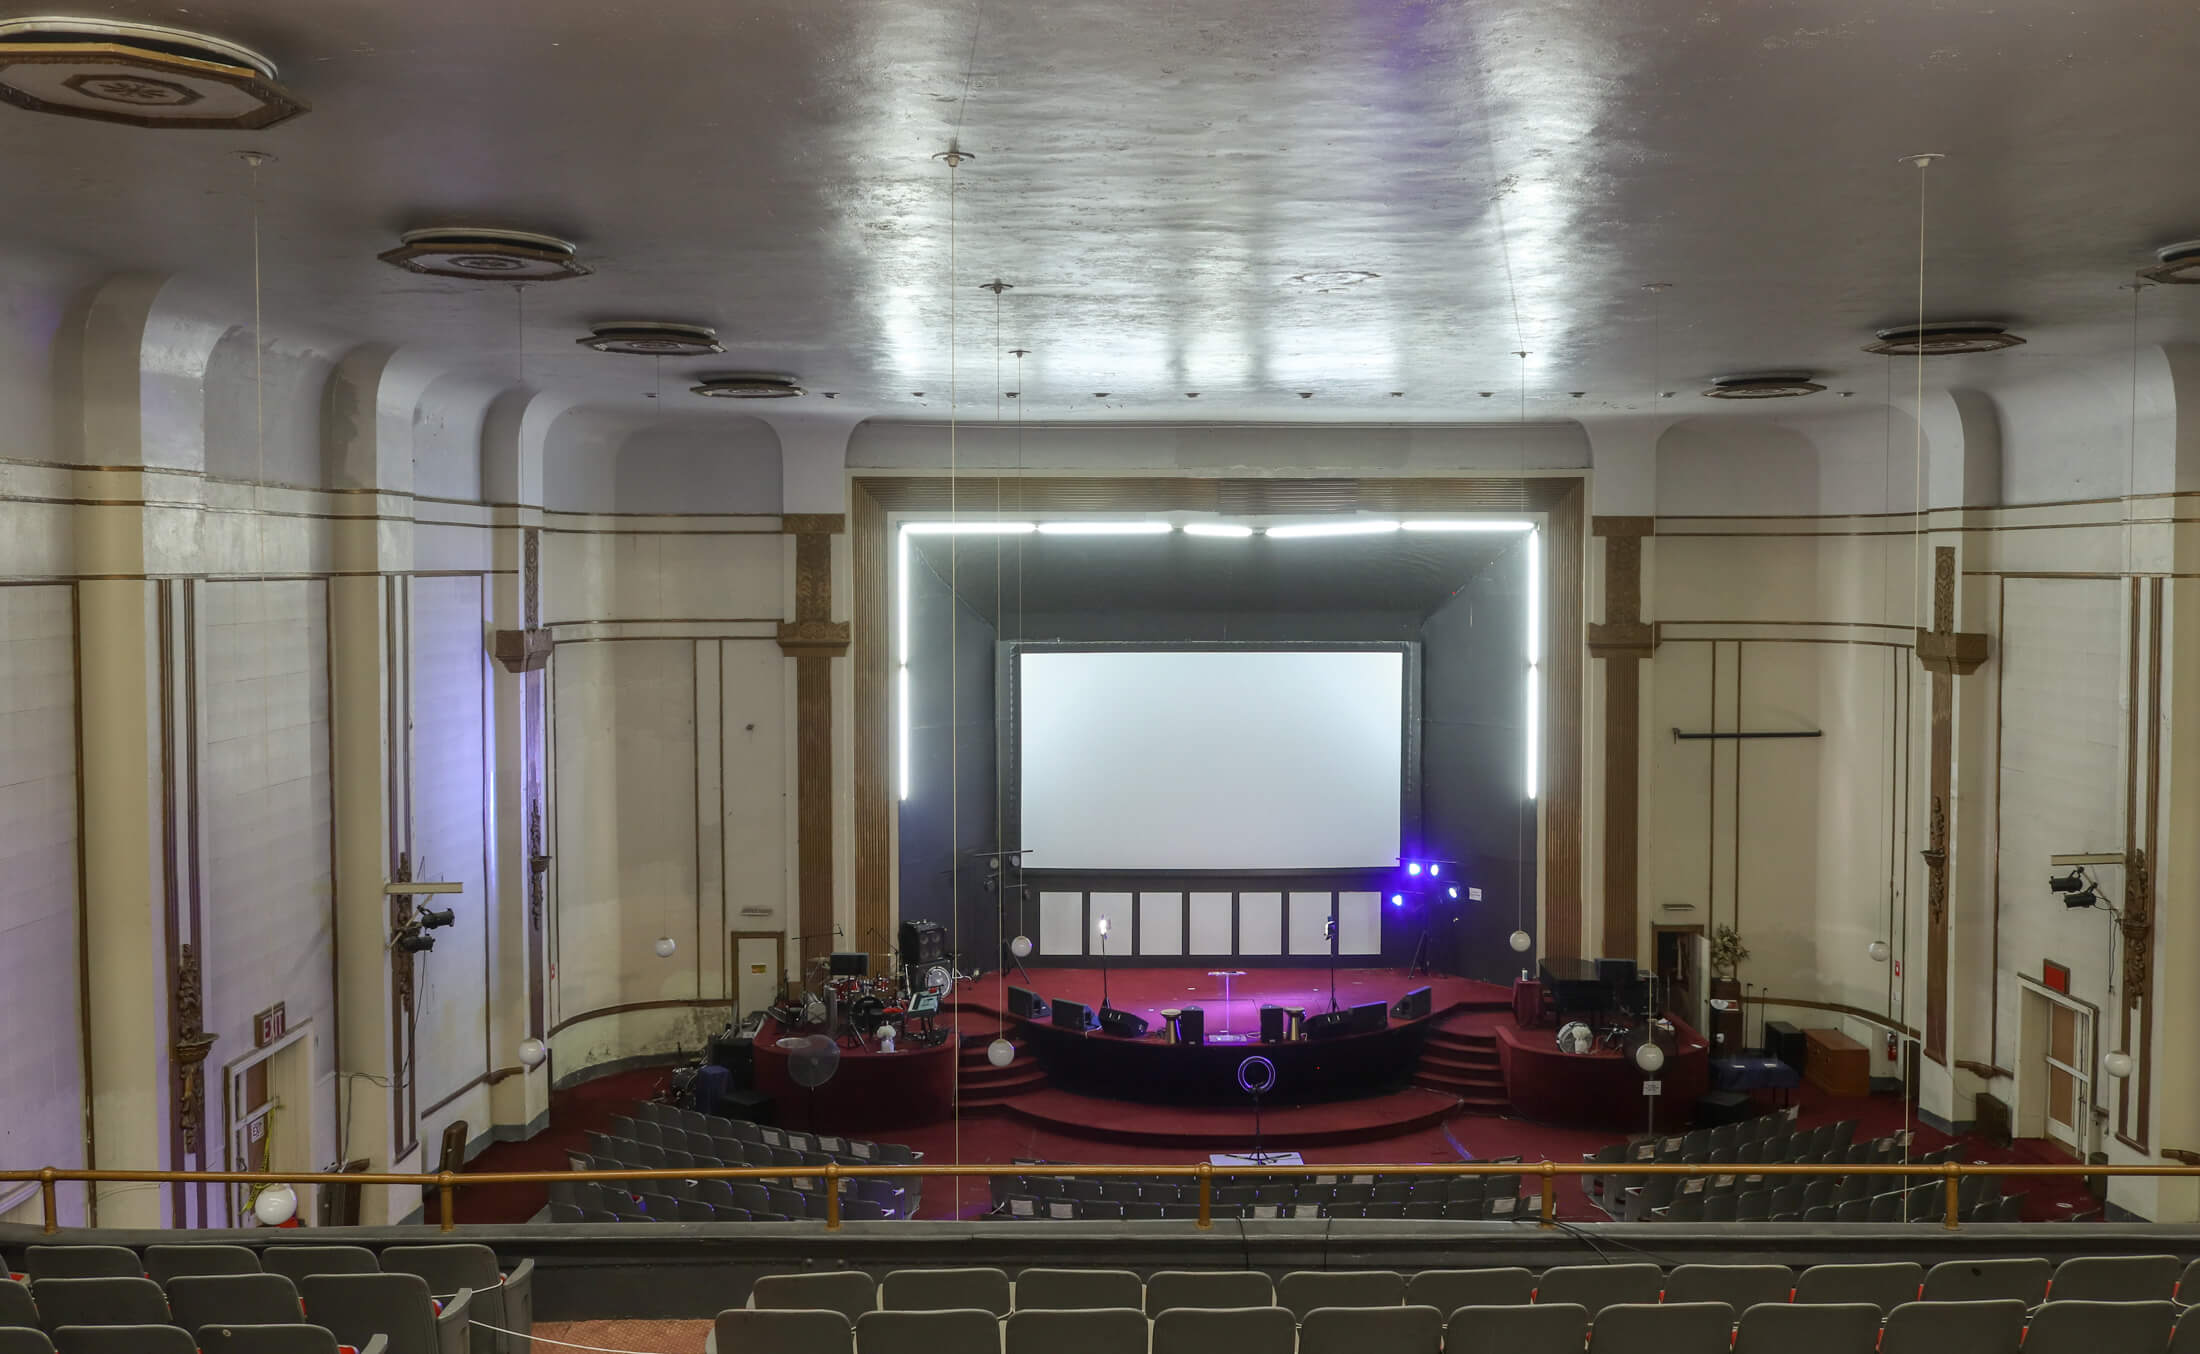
1324, 916, 1340, 1012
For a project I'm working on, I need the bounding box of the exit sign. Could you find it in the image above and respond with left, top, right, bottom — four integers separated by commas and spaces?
254, 1002, 287, 1048
2043, 961, 2071, 994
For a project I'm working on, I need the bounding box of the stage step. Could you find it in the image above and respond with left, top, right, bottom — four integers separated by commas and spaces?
1419, 1047, 1501, 1076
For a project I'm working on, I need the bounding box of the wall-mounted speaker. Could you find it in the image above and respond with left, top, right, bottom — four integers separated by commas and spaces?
1098, 1007, 1151, 1039
1051, 998, 1096, 1031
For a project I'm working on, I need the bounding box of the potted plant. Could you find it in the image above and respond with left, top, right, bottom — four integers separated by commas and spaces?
1710, 924, 1750, 981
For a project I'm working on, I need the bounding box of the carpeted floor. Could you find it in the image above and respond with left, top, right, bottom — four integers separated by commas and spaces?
536, 1318, 705, 1354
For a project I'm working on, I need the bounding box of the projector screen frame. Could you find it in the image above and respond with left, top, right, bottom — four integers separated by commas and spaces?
999, 639, 1422, 878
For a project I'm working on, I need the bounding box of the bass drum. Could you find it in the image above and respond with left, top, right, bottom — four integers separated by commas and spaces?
847, 993, 888, 1035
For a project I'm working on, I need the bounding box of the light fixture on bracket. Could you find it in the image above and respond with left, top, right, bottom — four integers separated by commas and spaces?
2138, 240, 2200, 285
1701, 372, 1827, 399
578, 321, 724, 356
0, 16, 308, 129
1861, 321, 2025, 356
691, 373, 804, 399
378, 226, 591, 281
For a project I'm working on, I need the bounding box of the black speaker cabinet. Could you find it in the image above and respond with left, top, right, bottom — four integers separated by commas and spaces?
1391, 986, 1433, 1021
1304, 1009, 1353, 1041
1176, 1006, 1205, 1045
1349, 1000, 1389, 1034
1098, 1006, 1151, 1038
1006, 986, 1050, 1021
1051, 998, 1096, 1031
899, 919, 948, 969
1259, 1004, 1287, 1042
1766, 1019, 1806, 1070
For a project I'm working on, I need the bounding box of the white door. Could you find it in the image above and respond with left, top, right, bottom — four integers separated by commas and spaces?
2045, 1003, 2088, 1155
735, 936, 782, 1020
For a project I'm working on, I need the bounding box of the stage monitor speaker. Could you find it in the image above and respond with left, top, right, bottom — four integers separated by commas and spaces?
899, 920, 948, 969
1098, 1006, 1150, 1038
1349, 1000, 1389, 1034
1304, 1009, 1353, 1041
1051, 998, 1096, 1032
1006, 986, 1050, 1021
1259, 1004, 1286, 1042
1390, 986, 1433, 1021
1176, 1006, 1205, 1045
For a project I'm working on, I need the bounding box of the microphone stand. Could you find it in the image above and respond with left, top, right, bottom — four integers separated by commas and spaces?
1326, 916, 1340, 1012
1098, 924, 1112, 1012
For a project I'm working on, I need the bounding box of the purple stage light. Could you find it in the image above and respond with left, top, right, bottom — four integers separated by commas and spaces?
1406, 862, 1422, 876
1389, 893, 1404, 906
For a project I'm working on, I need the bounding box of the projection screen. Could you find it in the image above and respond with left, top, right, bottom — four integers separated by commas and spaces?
1017, 647, 1407, 871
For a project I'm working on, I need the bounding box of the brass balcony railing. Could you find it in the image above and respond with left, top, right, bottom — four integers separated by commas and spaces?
3, 1159, 2182, 1235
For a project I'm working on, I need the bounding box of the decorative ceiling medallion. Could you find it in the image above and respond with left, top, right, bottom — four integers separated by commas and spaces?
691, 374, 804, 399
1701, 373, 1827, 399
1861, 321, 2025, 356
0, 17, 306, 129
377, 227, 590, 282
578, 321, 723, 356
2137, 240, 2200, 285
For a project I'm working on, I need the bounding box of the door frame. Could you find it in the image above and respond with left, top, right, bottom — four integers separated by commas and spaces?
221, 1021, 315, 1227
728, 930, 789, 1017
2014, 976, 2099, 1155
1651, 923, 1706, 1026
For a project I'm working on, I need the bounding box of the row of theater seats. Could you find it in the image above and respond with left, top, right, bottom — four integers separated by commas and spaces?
0, 1243, 527, 1354
612, 1101, 922, 1167
716, 1261, 2200, 1354
985, 1168, 1527, 1222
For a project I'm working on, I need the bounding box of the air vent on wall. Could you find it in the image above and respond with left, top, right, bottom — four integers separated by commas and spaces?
578, 321, 724, 356
378, 227, 591, 282
2138, 240, 2200, 285
1861, 321, 2025, 356
691, 374, 804, 399
1701, 373, 1826, 400
0, 16, 306, 129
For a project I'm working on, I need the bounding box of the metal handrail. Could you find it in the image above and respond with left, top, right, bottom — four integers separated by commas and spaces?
2, 1158, 2174, 1235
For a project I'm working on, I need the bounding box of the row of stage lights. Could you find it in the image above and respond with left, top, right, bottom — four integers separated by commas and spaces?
1390, 858, 1461, 906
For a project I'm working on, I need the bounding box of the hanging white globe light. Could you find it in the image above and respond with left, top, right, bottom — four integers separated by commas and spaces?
1509, 930, 1532, 953
987, 1038, 1016, 1068
252, 1183, 298, 1227
1010, 936, 1034, 959
1867, 940, 1891, 963
1633, 1041, 1666, 1074
654, 936, 677, 959
2104, 1050, 2134, 1079
517, 1038, 547, 1068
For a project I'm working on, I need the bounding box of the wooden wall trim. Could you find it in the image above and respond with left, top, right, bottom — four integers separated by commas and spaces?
851, 486, 891, 974
547, 997, 730, 1037
781, 519, 848, 972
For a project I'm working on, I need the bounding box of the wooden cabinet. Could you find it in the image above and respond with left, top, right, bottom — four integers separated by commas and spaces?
1804, 1027, 1870, 1098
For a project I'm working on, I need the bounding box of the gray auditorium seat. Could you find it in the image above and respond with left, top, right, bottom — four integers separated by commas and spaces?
713, 1309, 855, 1354
1920, 1258, 2050, 1306
2047, 1255, 2180, 1303
2175, 1307, 2200, 1354
263, 1249, 378, 1285
166, 1274, 305, 1330
753, 1273, 878, 1324
880, 1268, 1009, 1316
0, 1278, 39, 1328
1405, 1268, 1535, 1312
1588, 1303, 1733, 1354
1276, 1270, 1405, 1319
1444, 1303, 1590, 1354
0, 1332, 53, 1354
1662, 1265, 1793, 1311
51, 1327, 196, 1354
1302, 1305, 1441, 1354
1731, 1302, 1883, 1354
145, 1246, 260, 1284
300, 1273, 472, 1354
1151, 1306, 1296, 1354
24, 1250, 140, 1282
1005, 1307, 1148, 1354
1143, 1271, 1273, 1315
380, 1245, 533, 1354
1792, 1261, 1923, 1313
31, 1279, 168, 1333
1013, 1269, 1143, 1311
1877, 1299, 2026, 1354
199, 1325, 383, 1354
855, 1309, 997, 1354
1535, 1264, 1663, 1313
2022, 1299, 2176, 1354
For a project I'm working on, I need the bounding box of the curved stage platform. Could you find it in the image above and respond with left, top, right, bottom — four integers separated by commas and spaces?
752, 1016, 958, 1133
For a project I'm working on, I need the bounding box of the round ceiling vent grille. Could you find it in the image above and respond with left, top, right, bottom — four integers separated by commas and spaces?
1861, 321, 2025, 356
2138, 240, 2200, 285
378, 227, 590, 282
579, 322, 723, 356
0, 16, 306, 129
691, 374, 804, 400
1702, 373, 1826, 399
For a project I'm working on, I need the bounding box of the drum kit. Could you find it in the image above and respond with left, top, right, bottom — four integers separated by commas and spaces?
802, 956, 958, 1049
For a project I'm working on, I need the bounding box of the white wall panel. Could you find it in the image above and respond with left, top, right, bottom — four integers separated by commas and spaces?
1038, 891, 1083, 956
1287, 891, 1334, 955
1089, 892, 1133, 961
1238, 892, 1283, 955
1138, 892, 1184, 956
1338, 891, 1382, 955
0, 587, 82, 1215
1187, 892, 1233, 954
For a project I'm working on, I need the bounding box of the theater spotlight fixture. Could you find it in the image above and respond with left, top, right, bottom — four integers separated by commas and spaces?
1406, 862, 1422, 877
1861, 321, 2025, 356
379, 226, 591, 281
0, 17, 308, 129
691, 374, 804, 399
1389, 893, 1404, 907
2049, 868, 2104, 910
1701, 373, 1826, 399
2138, 241, 2200, 285
578, 321, 724, 356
